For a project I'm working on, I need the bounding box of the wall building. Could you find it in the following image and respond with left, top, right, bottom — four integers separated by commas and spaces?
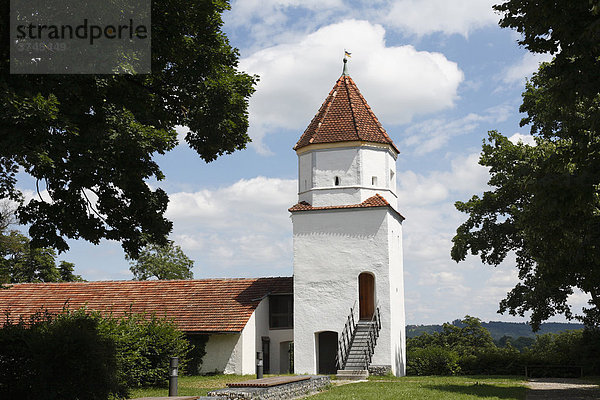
0, 61, 405, 377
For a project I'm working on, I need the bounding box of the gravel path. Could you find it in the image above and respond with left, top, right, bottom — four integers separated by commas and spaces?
526, 378, 600, 399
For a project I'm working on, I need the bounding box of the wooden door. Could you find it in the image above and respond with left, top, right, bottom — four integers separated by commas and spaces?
359, 273, 375, 320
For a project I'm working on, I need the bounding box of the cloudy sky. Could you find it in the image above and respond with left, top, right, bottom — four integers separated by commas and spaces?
22, 0, 589, 325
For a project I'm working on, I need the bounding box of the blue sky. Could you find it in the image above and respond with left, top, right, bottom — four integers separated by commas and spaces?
15, 0, 590, 324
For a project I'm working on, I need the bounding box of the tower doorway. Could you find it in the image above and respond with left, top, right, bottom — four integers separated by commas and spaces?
359, 272, 375, 320
317, 331, 338, 374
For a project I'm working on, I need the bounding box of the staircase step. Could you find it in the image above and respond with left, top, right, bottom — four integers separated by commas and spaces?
336, 369, 369, 380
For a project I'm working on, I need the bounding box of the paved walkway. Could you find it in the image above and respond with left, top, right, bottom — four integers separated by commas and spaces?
526, 378, 600, 399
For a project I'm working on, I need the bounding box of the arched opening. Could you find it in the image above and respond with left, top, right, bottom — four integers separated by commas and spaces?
316, 331, 338, 374
359, 272, 375, 320
334, 176, 340, 186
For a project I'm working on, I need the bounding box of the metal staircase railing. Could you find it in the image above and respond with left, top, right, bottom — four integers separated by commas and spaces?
335, 300, 357, 370
336, 302, 382, 371
358, 305, 381, 370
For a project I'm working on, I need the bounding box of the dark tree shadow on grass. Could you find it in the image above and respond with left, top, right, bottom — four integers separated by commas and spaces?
423, 383, 525, 399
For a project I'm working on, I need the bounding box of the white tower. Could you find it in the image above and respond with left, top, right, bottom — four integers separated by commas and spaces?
290, 60, 406, 377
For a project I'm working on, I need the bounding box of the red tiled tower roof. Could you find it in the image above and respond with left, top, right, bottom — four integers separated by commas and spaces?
294, 73, 399, 153
0, 277, 292, 333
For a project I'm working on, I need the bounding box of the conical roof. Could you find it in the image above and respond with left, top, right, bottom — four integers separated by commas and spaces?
294, 73, 399, 153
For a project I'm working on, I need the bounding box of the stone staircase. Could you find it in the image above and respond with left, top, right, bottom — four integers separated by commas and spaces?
336, 321, 376, 380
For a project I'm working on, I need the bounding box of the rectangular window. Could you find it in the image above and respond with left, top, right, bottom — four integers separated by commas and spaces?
371, 176, 378, 186
269, 294, 293, 329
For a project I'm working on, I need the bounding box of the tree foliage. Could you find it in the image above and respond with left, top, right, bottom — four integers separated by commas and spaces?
0, 0, 257, 258
407, 316, 495, 357
97, 311, 192, 389
407, 316, 600, 376
128, 241, 194, 280
0, 310, 120, 399
452, 0, 600, 329
0, 201, 83, 284
0, 309, 192, 399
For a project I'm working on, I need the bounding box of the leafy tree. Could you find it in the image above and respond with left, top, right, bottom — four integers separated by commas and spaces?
452, 1, 600, 329
58, 261, 85, 282
0, 231, 84, 283
407, 316, 494, 357
0, 0, 257, 258
0, 200, 83, 283
496, 335, 535, 352
0, 200, 15, 231
128, 241, 194, 280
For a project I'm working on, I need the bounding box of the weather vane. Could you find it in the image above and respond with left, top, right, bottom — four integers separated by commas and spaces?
343, 50, 351, 75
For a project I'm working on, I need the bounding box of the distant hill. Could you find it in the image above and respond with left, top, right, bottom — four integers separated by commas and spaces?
406, 320, 584, 341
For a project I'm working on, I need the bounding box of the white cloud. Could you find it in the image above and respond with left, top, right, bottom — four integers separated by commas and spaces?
239, 19, 463, 154
421, 271, 463, 286
225, 0, 345, 49
508, 132, 536, 146
382, 0, 498, 37
398, 152, 500, 322
402, 105, 512, 155
398, 152, 488, 208
225, 0, 498, 49
174, 125, 187, 144
502, 52, 553, 85
165, 177, 297, 276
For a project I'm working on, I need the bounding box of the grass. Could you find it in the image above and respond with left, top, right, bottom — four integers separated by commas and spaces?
128, 374, 255, 398
313, 376, 527, 400
129, 375, 526, 399
584, 376, 600, 385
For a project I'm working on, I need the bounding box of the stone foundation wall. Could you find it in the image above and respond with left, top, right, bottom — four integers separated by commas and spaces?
368, 365, 392, 376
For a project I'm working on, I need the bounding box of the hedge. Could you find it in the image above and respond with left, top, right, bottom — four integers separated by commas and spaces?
0, 309, 191, 399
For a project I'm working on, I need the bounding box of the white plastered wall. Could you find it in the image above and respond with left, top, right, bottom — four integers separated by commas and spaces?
199, 309, 263, 375
298, 145, 398, 207
293, 207, 404, 375
199, 333, 241, 375
387, 212, 406, 376
253, 298, 294, 374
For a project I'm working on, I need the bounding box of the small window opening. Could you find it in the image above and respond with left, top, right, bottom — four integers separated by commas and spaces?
371, 176, 378, 186
334, 176, 340, 186
390, 170, 395, 183
269, 294, 293, 329
304, 180, 307, 190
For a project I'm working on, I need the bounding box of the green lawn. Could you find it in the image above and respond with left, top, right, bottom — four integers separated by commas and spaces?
313, 376, 526, 400
129, 375, 526, 400
128, 374, 255, 398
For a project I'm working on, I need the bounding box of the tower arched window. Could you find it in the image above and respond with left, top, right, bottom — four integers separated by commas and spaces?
334, 176, 340, 186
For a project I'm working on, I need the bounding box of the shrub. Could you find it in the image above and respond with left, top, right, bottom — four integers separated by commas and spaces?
185, 334, 209, 375
407, 346, 461, 376
407, 319, 600, 377
0, 310, 120, 400
98, 312, 192, 388
459, 346, 523, 375
0, 309, 192, 399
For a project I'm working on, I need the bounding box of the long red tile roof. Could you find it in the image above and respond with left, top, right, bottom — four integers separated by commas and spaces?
294, 74, 399, 153
0, 277, 292, 333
